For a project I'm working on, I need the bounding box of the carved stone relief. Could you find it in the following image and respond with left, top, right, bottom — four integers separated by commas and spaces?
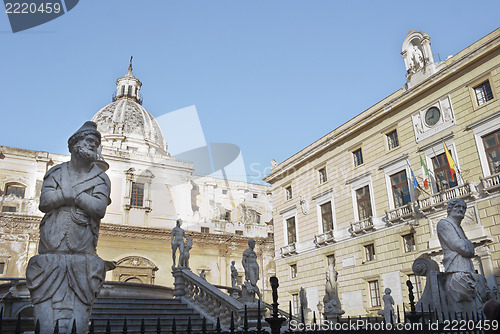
412, 95, 455, 143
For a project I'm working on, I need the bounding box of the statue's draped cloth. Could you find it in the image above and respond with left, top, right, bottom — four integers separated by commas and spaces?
26, 162, 110, 305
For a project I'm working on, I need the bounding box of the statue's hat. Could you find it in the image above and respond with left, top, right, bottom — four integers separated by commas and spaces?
68, 121, 101, 144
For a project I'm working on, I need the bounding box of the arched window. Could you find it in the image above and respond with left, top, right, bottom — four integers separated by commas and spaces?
112, 256, 158, 284
4, 183, 25, 198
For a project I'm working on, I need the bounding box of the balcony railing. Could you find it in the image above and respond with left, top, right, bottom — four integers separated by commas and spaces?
419, 183, 472, 211
314, 230, 335, 247
280, 243, 297, 257
481, 172, 500, 193
348, 217, 373, 236
385, 203, 414, 223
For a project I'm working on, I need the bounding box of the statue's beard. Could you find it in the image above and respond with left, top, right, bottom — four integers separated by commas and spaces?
74, 145, 96, 164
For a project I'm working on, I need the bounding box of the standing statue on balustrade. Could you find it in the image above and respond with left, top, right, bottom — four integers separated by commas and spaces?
25, 121, 112, 334
242, 238, 261, 302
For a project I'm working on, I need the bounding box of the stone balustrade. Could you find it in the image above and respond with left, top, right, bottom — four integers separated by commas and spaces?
172, 268, 245, 329
348, 217, 373, 236
419, 183, 472, 211
385, 203, 414, 222
314, 230, 335, 247
481, 172, 500, 193
279, 243, 297, 257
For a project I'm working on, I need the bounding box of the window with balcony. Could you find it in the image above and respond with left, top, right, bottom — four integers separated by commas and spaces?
386, 130, 399, 150
474, 81, 494, 106
364, 243, 375, 261
368, 280, 381, 307
285, 186, 293, 200
483, 129, 500, 174
290, 264, 297, 278
130, 182, 144, 207
353, 148, 363, 167
320, 201, 334, 233
356, 185, 372, 220
5, 184, 25, 198
286, 216, 297, 245
390, 170, 411, 207
318, 167, 327, 184
403, 233, 416, 252
432, 152, 458, 191
408, 274, 423, 300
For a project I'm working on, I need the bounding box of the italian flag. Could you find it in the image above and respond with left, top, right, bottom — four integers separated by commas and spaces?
443, 143, 456, 182
420, 155, 429, 190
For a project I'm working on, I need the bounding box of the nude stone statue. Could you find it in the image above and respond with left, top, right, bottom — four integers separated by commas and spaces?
230, 260, 238, 287
242, 238, 261, 301
25, 121, 111, 334
378, 288, 395, 324
437, 198, 490, 313
323, 256, 344, 316
171, 218, 185, 269
179, 234, 193, 269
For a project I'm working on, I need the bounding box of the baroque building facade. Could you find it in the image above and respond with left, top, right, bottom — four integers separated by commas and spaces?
264, 29, 500, 316
0, 66, 275, 300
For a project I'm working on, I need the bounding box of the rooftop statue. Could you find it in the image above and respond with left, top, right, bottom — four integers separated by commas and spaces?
25, 121, 111, 334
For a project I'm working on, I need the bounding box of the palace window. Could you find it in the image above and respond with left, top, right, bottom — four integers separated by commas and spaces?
235, 230, 243, 236
432, 152, 458, 191
268, 232, 274, 238
5, 184, 25, 198
318, 167, 327, 184
285, 186, 293, 200
474, 81, 494, 106
386, 130, 399, 150
483, 129, 500, 174
253, 193, 258, 198
408, 274, 423, 300
130, 182, 145, 207
201, 227, 210, 234
320, 201, 334, 233
353, 148, 363, 167
368, 280, 381, 307
356, 185, 373, 220
286, 216, 297, 245
0, 262, 4, 275
2, 206, 16, 213
365, 243, 376, 262
292, 293, 300, 316
390, 170, 411, 207
290, 264, 297, 278
403, 233, 416, 252
222, 189, 228, 195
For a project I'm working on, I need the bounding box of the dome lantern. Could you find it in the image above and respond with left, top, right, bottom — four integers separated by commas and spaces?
113, 56, 143, 105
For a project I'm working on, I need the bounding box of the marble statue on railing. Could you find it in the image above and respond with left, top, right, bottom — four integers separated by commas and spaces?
172, 218, 193, 270
377, 288, 395, 324
25, 121, 112, 334
242, 238, 262, 302
437, 198, 491, 314
179, 234, 193, 270
323, 256, 344, 320
231, 260, 238, 287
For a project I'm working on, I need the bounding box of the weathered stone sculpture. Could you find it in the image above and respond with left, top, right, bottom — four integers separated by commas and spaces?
171, 218, 185, 269
25, 121, 111, 334
378, 288, 395, 324
230, 260, 238, 287
437, 198, 490, 314
179, 234, 193, 269
241, 238, 261, 302
323, 256, 344, 320
299, 287, 309, 319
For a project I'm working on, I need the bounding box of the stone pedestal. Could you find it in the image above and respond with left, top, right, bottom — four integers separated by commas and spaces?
172, 269, 186, 298
323, 310, 344, 323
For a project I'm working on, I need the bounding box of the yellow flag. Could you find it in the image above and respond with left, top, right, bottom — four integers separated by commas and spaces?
443, 143, 456, 182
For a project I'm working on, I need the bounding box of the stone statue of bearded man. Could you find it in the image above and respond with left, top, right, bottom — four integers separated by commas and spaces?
26, 121, 111, 334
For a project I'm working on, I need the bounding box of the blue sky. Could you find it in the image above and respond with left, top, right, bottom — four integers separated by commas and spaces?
1, 1, 499, 184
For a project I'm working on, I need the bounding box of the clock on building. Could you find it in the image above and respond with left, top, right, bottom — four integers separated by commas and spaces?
425, 106, 441, 126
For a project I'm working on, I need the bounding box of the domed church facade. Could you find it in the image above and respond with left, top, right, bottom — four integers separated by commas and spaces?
0, 64, 275, 300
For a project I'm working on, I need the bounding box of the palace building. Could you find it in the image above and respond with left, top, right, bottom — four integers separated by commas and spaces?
264, 28, 500, 316
0, 65, 275, 300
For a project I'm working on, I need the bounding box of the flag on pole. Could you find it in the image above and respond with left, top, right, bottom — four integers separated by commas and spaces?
443, 143, 456, 182
420, 155, 429, 190
406, 159, 419, 189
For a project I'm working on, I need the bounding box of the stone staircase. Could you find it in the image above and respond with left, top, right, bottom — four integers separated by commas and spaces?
91, 297, 214, 333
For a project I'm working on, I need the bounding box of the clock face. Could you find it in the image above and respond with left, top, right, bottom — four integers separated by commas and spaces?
425, 107, 441, 126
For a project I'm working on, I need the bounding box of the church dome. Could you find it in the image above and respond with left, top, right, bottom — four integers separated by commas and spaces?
92, 59, 168, 156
